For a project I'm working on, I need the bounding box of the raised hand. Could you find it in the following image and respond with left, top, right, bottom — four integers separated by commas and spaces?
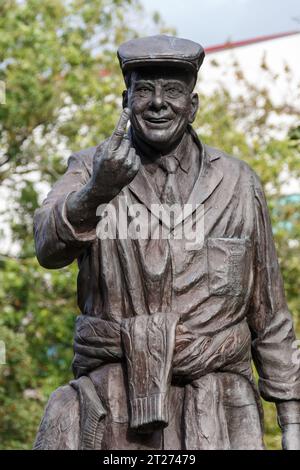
66, 108, 140, 232
91, 108, 140, 198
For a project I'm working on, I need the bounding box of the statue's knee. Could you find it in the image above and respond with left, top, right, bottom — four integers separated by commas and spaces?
34, 384, 80, 450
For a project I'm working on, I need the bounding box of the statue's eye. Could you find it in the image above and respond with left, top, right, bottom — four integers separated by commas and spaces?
165, 87, 182, 98
136, 87, 152, 97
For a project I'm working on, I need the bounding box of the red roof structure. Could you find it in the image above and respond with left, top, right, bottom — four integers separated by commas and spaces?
205, 30, 300, 54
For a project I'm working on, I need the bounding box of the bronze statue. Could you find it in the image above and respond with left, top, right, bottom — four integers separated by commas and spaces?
33, 35, 300, 450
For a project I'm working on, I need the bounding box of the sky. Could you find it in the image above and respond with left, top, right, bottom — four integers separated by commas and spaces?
141, 0, 300, 47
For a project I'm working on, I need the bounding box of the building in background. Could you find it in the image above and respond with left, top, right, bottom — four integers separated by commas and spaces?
199, 30, 300, 196
201, 30, 300, 102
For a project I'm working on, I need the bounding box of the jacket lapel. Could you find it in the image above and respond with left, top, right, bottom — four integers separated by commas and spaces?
128, 164, 171, 228
172, 144, 223, 229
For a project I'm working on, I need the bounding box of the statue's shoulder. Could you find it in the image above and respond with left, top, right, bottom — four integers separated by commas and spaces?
204, 144, 258, 182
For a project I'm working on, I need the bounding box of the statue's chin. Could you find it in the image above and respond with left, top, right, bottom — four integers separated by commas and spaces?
143, 132, 174, 147
135, 128, 186, 152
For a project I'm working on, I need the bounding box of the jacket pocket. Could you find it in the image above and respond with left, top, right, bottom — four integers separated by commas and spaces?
207, 237, 251, 296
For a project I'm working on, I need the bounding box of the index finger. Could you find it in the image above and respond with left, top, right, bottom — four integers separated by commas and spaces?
109, 108, 131, 150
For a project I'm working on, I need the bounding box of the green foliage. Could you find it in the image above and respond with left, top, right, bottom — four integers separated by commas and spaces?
0, 256, 78, 449
0, 324, 45, 450
0, 2, 299, 450
0, 0, 144, 184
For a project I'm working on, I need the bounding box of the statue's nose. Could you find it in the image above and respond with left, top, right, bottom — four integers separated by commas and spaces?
151, 88, 165, 110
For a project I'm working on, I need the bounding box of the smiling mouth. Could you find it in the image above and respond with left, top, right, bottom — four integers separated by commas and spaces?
146, 117, 170, 122
144, 117, 173, 126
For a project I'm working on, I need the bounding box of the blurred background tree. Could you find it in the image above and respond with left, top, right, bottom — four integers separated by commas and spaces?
0, 0, 299, 450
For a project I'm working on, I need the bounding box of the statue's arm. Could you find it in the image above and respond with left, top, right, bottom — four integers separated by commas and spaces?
33, 151, 99, 269
248, 173, 300, 449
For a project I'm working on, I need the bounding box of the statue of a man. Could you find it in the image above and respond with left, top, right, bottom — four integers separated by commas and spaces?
33, 35, 300, 450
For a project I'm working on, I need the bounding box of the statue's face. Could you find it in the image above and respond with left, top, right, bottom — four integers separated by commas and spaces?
125, 66, 199, 150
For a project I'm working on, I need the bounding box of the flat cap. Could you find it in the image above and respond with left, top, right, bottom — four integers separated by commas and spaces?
117, 35, 205, 76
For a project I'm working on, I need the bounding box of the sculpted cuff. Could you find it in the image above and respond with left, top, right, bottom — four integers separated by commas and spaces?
276, 400, 300, 427
54, 192, 97, 244
121, 313, 179, 433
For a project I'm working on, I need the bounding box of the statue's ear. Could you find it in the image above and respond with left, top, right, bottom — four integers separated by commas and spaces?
122, 90, 128, 109
188, 93, 199, 123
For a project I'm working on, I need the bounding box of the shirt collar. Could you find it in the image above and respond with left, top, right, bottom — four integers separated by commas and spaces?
129, 125, 202, 175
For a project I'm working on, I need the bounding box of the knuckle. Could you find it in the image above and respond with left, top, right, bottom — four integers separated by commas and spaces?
113, 130, 124, 138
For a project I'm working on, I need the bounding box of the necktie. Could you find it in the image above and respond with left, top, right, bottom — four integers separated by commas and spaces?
159, 156, 182, 207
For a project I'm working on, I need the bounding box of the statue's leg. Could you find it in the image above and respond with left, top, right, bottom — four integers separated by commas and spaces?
34, 384, 80, 450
